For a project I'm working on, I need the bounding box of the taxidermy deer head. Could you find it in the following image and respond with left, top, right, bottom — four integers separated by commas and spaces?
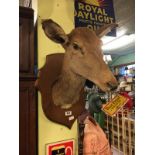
42, 19, 118, 109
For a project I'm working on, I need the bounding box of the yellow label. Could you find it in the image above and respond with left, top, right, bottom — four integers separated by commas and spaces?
102, 94, 129, 116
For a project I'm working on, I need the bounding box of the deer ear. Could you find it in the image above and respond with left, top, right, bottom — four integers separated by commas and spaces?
95, 23, 118, 38
42, 19, 68, 44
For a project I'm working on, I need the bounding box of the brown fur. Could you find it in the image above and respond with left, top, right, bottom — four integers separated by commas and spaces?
42, 19, 118, 109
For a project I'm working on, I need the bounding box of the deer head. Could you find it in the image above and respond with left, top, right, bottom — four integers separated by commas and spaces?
42, 19, 118, 109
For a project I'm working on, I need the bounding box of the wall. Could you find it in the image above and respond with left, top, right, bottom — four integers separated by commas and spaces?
110, 53, 135, 67
37, 0, 78, 154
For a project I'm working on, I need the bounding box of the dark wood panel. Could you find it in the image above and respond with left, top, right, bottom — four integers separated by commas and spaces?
19, 6, 38, 155
19, 17, 31, 72
19, 6, 34, 19
19, 80, 37, 155
19, 6, 35, 78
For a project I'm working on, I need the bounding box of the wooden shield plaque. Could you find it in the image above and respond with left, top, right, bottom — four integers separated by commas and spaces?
36, 53, 86, 129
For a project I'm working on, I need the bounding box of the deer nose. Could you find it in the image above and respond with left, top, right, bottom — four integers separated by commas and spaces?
107, 82, 118, 91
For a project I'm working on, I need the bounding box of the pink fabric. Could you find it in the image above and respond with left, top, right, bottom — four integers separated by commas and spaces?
83, 117, 112, 155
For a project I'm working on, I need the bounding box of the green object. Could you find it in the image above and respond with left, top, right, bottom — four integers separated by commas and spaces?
94, 113, 99, 122
94, 98, 106, 129
109, 53, 135, 67
94, 111, 106, 129
98, 111, 106, 129
87, 92, 107, 129
87, 92, 102, 114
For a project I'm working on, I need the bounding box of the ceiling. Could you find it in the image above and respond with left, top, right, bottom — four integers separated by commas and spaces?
102, 0, 135, 56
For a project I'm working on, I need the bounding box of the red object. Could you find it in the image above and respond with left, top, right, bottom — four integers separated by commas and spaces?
120, 92, 133, 110
47, 139, 74, 155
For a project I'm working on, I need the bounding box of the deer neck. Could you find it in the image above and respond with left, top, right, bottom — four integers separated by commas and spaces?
52, 66, 85, 109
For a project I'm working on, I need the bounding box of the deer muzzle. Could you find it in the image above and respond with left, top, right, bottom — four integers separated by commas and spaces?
94, 71, 118, 92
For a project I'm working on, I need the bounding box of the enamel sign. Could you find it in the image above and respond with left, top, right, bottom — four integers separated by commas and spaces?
46, 139, 75, 155
74, 0, 116, 36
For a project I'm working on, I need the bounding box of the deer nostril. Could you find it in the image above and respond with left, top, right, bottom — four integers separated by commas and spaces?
107, 82, 118, 91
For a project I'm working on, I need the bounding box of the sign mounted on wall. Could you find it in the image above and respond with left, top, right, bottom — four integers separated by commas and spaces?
74, 0, 116, 36
46, 139, 75, 155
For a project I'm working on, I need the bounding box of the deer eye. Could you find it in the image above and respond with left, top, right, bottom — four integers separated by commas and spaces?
72, 42, 84, 55
73, 42, 81, 50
